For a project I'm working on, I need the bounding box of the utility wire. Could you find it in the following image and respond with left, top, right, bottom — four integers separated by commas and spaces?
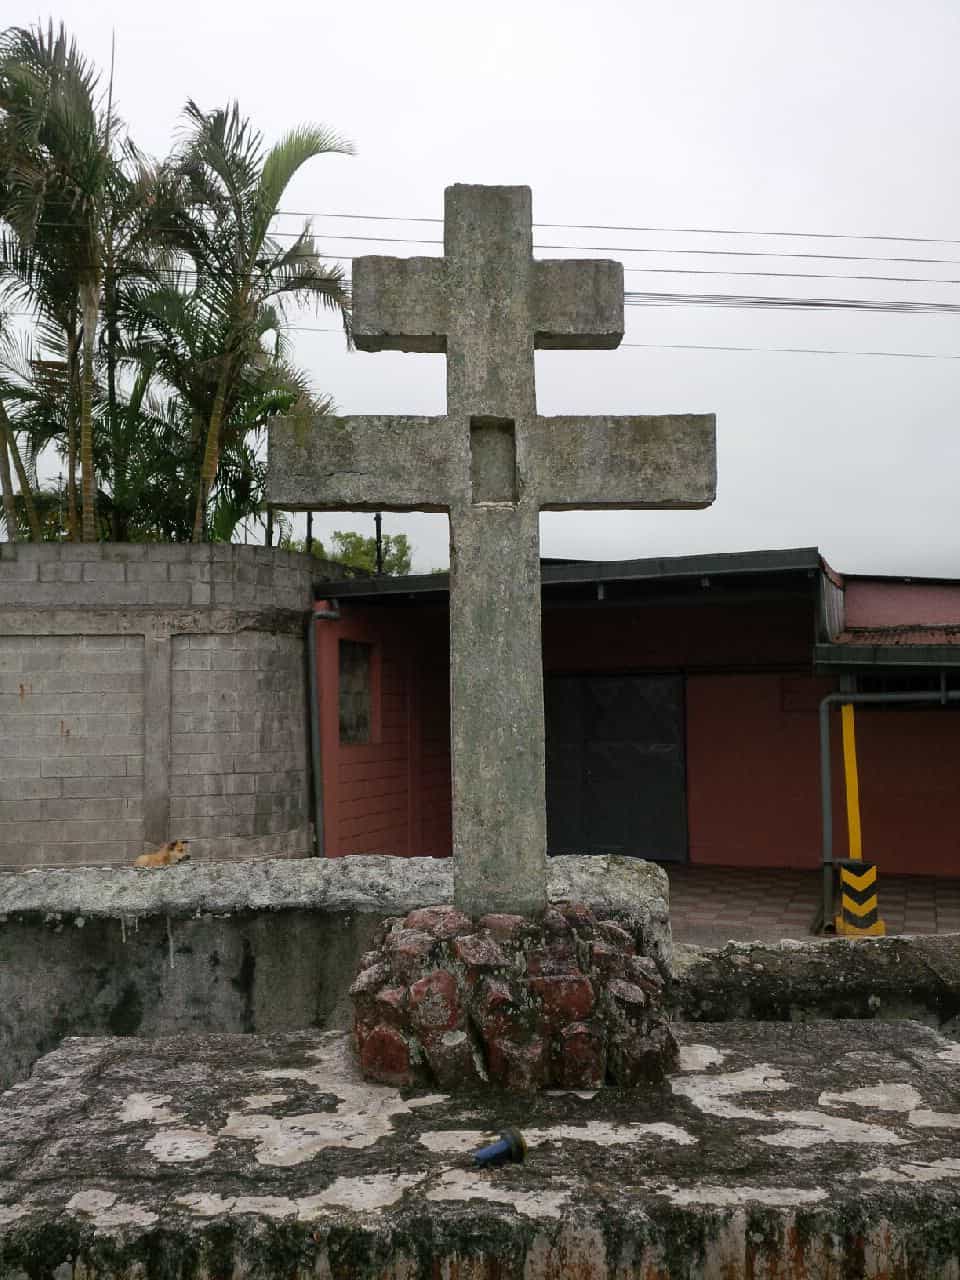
270, 324, 960, 359
269, 209, 960, 247
11, 290, 960, 319
6, 313, 957, 360
10, 256, 960, 288
22, 219, 960, 270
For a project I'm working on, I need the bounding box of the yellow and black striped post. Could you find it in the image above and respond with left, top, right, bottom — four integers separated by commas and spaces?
834, 703, 886, 936
835, 859, 885, 936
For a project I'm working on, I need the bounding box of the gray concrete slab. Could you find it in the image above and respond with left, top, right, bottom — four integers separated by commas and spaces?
2, 1021, 960, 1277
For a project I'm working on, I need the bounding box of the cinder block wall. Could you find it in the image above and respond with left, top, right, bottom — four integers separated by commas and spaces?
0, 543, 316, 868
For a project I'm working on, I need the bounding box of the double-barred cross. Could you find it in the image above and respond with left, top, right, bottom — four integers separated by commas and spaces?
268, 184, 716, 915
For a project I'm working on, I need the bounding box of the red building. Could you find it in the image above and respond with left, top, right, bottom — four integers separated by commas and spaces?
310, 548, 960, 878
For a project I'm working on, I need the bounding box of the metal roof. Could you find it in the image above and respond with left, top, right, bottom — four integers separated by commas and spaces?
314, 545, 823, 601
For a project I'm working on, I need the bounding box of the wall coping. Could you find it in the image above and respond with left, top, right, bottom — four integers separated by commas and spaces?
0, 854, 671, 966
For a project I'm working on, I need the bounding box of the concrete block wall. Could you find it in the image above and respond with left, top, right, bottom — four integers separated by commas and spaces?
0, 543, 316, 868
0, 635, 145, 864
170, 632, 309, 858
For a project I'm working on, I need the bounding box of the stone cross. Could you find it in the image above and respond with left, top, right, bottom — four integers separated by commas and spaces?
268, 185, 716, 915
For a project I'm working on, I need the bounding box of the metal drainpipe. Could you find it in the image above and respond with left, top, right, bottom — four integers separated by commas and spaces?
819, 686, 960, 928
308, 601, 341, 856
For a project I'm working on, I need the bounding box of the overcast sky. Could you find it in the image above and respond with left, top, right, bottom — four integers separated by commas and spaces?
23, 0, 960, 574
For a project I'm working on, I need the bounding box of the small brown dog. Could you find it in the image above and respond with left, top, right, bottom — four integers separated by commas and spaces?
133, 839, 190, 869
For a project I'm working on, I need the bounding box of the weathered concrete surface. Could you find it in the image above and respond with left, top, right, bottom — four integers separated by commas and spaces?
0, 855, 669, 940
3, 1021, 960, 1277
0, 856, 671, 1091
0, 908, 381, 1093
671, 934, 960, 1029
267, 182, 717, 920
0, 544, 316, 868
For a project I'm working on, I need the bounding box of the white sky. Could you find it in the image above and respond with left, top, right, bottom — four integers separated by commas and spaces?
20, 0, 960, 574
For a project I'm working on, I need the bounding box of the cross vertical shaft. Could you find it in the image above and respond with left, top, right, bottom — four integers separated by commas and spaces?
443, 187, 546, 913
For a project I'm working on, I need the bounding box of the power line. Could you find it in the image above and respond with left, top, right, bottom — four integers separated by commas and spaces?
278, 323, 960, 359
7, 312, 956, 360
12, 287, 960, 320
624, 291, 960, 315
275, 208, 960, 248
620, 342, 960, 360
21, 219, 960, 271
11, 255, 960, 290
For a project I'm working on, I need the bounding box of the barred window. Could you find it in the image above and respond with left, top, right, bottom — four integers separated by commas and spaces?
339, 641, 373, 744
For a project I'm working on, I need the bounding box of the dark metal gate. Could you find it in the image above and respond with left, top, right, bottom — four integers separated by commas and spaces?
544, 674, 687, 861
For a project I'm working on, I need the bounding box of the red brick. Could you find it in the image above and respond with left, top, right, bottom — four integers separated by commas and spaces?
587, 941, 631, 981
359, 1024, 416, 1086
554, 1021, 607, 1090
605, 978, 650, 1017
451, 933, 509, 973
625, 955, 664, 993
374, 985, 407, 1023
608, 1023, 677, 1087
404, 905, 475, 939
560, 902, 597, 933
386, 928, 437, 982
541, 906, 572, 937
478, 913, 530, 942
348, 962, 389, 998
530, 974, 595, 1027
474, 976, 534, 1041
486, 1035, 547, 1092
409, 969, 462, 1034
595, 919, 636, 952
422, 1028, 486, 1089
526, 942, 579, 977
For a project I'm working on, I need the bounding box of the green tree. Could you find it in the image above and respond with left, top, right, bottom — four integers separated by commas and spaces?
0, 22, 116, 541
153, 101, 352, 542
287, 528, 412, 576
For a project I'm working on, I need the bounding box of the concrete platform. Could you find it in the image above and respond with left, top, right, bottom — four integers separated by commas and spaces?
3, 1022, 960, 1277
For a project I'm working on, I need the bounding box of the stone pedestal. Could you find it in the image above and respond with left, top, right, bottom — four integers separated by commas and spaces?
351, 902, 676, 1091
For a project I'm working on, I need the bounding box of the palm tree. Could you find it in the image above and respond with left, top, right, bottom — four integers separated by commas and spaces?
157, 101, 352, 541
0, 22, 115, 541
0, 320, 49, 540
126, 273, 333, 540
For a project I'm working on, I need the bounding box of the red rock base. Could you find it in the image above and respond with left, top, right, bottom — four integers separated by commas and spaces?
350, 903, 677, 1091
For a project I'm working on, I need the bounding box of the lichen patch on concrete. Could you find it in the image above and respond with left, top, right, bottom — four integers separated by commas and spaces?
240, 1091, 287, 1110
297, 1172, 424, 1214
658, 1182, 828, 1208
758, 1109, 908, 1149
419, 1121, 696, 1155
144, 1127, 217, 1163
118, 1091, 184, 1125
670, 1061, 793, 1119
423, 1168, 574, 1220
909, 1108, 960, 1129
819, 1083, 924, 1112
66, 1190, 159, 1228
862, 1158, 960, 1184
676, 1042, 727, 1072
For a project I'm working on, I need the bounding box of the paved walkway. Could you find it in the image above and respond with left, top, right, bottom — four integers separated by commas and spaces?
667, 863, 960, 947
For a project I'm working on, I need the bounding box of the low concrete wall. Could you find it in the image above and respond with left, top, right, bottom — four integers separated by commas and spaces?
0, 854, 671, 1089
670, 933, 960, 1029
0, 542, 316, 867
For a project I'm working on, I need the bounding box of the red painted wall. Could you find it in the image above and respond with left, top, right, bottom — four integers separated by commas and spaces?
845, 580, 960, 627
686, 673, 832, 869
852, 707, 960, 876
318, 593, 960, 876
316, 605, 451, 858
